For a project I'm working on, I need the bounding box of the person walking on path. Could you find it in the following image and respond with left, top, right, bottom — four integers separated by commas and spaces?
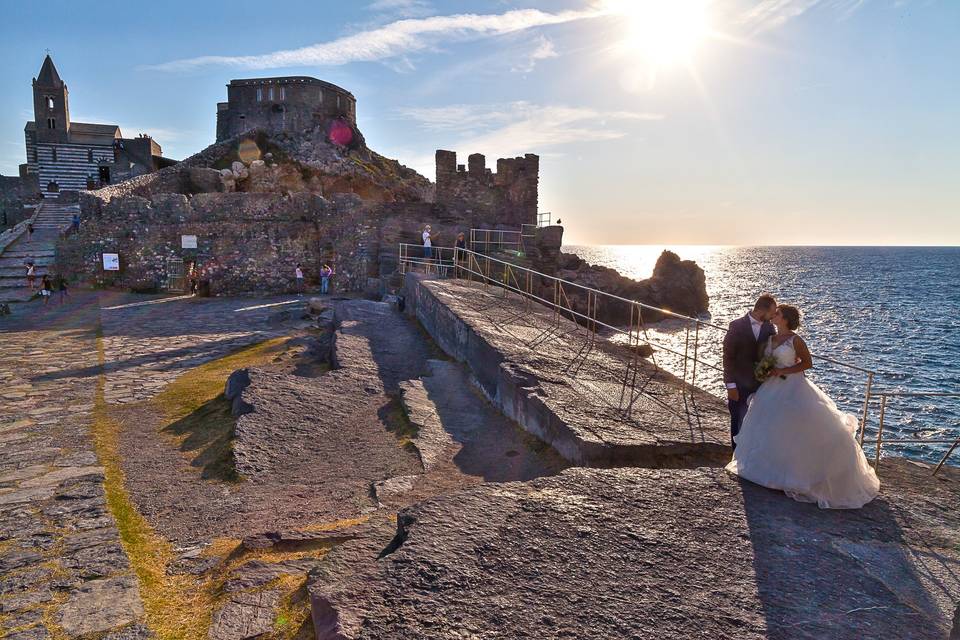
39, 275, 53, 305
26, 262, 36, 290
295, 263, 305, 296
57, 275, 70, 304
26, 223, 34, 242
320, 263, 333, 295
71, 213, 81, 234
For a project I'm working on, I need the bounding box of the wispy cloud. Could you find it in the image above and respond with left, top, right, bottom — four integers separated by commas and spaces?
512, 35, 559, 73
146, 8, 603, 72
367, 0, 434, 19
737, 0, 874, 34
398, 101, 663, 159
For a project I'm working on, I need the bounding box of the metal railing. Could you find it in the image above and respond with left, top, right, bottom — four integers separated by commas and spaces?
397, 243, 958, 473
537, 211, 552, 227
398, 244, 458, 278
862, 391, 960, 475
469, 228, 526, 254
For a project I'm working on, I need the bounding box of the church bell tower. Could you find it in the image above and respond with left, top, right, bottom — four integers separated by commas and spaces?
33, 54, 70, 143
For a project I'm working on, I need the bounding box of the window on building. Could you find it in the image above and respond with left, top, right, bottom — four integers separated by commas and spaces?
257, 87, 262, 102
88, 149, 94, 162
280, 86, 286, 101
46, 96, 54, 110
337, 95, 341, 108
269, 86, 274, 101
47, 118, 56, 129
52, 147, 57, 162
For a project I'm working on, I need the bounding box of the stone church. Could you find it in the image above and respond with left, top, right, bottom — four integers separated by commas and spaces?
23, 55, 175, 197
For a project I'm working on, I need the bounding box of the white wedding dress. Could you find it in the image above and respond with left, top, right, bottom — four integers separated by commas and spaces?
726, 335, 880, 509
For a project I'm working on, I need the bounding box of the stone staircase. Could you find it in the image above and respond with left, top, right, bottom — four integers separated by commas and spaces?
0, 200, 79, 303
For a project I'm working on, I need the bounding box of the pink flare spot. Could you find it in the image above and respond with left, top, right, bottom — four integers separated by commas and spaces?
329, 120, 353, 146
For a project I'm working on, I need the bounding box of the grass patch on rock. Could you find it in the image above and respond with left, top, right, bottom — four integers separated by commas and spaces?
92, 331, 216, 639
154, 337, 292, 482
380, 394, 419, 452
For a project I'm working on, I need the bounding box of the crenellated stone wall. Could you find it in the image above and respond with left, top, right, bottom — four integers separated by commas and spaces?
435, 150, 539, 226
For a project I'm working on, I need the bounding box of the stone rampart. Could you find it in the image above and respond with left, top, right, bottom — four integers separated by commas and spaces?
435, 150, 538, 226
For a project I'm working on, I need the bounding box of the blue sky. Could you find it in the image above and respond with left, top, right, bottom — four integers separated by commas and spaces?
1, 0, 957, 245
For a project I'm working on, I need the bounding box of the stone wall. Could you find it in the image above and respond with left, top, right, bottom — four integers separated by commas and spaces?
62, 191, 380, 295
435, 150, 538, 226
0, 173, 42, 229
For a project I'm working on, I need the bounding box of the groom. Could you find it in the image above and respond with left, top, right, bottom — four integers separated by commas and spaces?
723, 294, 778, 450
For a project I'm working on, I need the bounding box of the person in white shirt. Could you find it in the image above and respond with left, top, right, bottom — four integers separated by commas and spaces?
295, 263, 304, 296
722, 294, 777, 450
422, 225, 433, 260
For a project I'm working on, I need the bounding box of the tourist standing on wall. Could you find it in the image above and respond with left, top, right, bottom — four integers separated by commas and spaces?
422, 225, 433, 260
320, 264, 333, 295
295, 263, 305, 296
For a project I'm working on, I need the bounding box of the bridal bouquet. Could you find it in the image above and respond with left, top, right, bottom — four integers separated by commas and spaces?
754, 355, 779, 382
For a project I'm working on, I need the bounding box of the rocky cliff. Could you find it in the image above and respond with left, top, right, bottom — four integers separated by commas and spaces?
555, 249, 709, 323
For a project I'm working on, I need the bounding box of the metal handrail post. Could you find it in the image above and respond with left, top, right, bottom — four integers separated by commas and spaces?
932, 436, 960, 476
859, 372, 874, 446
874, 395, 887, 470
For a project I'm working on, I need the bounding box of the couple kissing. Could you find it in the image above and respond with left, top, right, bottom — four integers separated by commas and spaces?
722, 294, 879, 509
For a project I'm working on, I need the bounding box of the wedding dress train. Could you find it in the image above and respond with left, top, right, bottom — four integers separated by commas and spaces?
726, 336, 880, 509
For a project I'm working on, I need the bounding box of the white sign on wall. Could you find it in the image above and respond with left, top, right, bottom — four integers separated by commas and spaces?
102, 253, 120, 271
181, 235, 198, 249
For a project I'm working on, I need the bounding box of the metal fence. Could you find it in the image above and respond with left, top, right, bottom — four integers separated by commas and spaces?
469, 228, 525, 254
398, 243, 959, 474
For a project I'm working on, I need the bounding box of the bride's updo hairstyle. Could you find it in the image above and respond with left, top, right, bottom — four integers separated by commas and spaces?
779, 304, 801, 330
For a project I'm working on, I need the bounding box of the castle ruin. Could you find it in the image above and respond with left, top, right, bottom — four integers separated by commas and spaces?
435, 150, 539, 227
216, 76, 357, 142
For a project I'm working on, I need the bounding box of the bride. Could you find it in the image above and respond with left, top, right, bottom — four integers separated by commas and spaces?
726, 304, 880, 509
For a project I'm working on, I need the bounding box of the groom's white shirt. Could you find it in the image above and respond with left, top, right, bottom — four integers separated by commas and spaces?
749, 314, 763, 340
726, 314, 764, 390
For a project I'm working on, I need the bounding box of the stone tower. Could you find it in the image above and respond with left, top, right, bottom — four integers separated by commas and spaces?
32, 55, 70, 144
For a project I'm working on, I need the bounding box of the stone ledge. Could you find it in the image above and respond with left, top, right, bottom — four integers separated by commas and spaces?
405, 274, 730, 467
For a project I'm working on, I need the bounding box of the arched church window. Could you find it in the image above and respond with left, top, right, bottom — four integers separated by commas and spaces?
257, 87, 262, 102
47, 118, 56, 129
46, 96, 54, 110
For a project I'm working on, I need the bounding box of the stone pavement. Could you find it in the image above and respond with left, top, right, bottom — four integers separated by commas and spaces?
311, 461, 960, 640
0, 291, 305, 637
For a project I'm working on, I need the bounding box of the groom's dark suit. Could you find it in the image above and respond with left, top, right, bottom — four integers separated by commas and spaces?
723, 313, 776, 449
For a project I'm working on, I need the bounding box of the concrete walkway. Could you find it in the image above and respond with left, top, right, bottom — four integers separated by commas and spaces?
406, 274, 731, 466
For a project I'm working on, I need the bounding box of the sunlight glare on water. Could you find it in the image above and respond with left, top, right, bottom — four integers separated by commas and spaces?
565, 245, 960, 465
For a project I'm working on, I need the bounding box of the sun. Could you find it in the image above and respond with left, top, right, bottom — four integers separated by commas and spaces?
606, 0, 710, 68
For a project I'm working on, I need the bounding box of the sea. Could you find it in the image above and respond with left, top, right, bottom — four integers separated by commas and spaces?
564, 245, 960, 465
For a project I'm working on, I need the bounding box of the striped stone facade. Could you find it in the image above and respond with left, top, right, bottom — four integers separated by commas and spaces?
23, 55, 171, 198
26, 134, 116, 196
